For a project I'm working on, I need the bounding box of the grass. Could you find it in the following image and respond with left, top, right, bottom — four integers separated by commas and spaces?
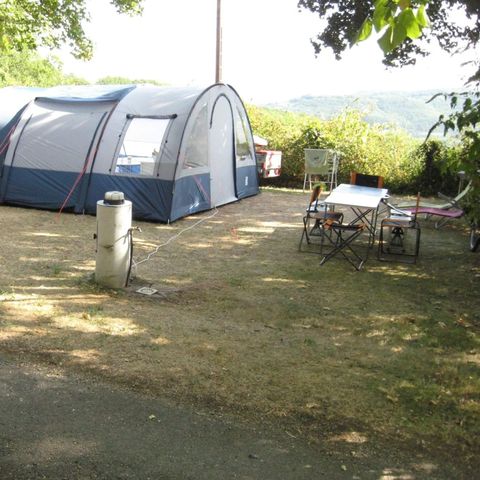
0, 189, 479, 475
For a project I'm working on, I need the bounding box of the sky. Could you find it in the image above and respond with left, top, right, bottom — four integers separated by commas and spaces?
57, 0, 474, 104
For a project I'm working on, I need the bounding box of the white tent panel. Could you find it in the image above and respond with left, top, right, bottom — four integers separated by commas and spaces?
13, 102, 107, 172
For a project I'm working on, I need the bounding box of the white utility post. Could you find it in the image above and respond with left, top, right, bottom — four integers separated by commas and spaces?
95, 191, 132, 288
215, 0, 222, 83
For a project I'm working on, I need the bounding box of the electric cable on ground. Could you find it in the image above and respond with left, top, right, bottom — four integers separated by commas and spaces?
130, 207, 219, 276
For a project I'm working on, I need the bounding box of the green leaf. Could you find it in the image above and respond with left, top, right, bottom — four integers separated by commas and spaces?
391, 21, 407, 50
355, 17, 373, 43
400, 8, 422, 39
373, 0, 392, 33
416, 5, 429, 27
378, 26, 394, 53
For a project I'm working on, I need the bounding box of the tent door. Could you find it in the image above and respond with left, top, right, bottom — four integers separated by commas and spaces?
209, 96, 237, 207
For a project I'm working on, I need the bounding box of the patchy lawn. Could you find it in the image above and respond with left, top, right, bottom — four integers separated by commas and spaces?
0, 188, 479, 476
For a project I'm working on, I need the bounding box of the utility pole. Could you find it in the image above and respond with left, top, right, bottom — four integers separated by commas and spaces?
215, 0, 222, 83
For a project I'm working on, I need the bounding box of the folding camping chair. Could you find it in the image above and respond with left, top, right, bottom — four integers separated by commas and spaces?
298, 184, 344, 252
378, 193, 421, 264
303, 149, 339, 192
350, 172, 384, 188
319, 218, 369, 270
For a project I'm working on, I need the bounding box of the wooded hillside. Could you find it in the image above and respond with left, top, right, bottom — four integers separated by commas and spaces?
266, 90, 457, 138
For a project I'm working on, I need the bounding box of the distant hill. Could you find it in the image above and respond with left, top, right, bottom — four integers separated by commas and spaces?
266, 90, 458, 138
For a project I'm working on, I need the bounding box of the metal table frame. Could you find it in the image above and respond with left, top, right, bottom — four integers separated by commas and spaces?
324, 184, 388, 244
320, 184, 388, 269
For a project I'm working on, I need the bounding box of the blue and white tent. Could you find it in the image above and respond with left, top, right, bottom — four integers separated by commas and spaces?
0, 83, 259, 222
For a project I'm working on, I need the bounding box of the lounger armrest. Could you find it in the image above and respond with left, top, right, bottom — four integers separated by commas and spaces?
437, 192, 452, 201
385, 201, 412, 217
437, 191, 462, 208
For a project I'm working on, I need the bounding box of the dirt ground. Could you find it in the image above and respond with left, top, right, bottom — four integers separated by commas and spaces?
0, 189, 479, 478
1, 354, 445, 480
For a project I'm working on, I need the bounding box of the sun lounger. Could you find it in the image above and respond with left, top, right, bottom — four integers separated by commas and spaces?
396, 181, 471, 211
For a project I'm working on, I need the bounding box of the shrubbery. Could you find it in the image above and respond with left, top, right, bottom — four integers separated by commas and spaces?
247, 104, 461, 194
0, 51, 87, 87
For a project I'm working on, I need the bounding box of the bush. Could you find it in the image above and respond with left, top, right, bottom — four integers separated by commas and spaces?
0, 51, 88, 87
407, 140, 461, 196
247, 104, 428, 191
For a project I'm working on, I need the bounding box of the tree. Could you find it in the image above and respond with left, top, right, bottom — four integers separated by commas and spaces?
298, 1, 479, 76
0, 51, 88, 87
96, 76, 168, 86
298, 0, 480, 220
0, 0, 144, 60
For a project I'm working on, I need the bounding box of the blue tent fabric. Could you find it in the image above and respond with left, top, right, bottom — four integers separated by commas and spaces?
0, 84, 259, 222
83, 174, 174, 222
35, 85, 136, 104
0, 105, 29, 178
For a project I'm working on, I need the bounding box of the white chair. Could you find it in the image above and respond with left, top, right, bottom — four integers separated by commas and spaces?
303, 149, 338, 192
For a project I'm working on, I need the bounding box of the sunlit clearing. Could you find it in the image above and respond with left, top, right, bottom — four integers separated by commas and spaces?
368, 266, 431, 279
54, 315, 143, 336
63, 295, 111, 303
215, 235, 253, 246
29, 232, 63, 238
329, 431, 368, 444
238, 226, 275, 234
134, 239, 170, 248
182, 242, 212, 249
0, 327, 34, 340
153, 278, 192, 287
151, 336, 171, 346
1, 295, 57, 316
28, 285, 75, 292
31, 437, 96, 461
72, 263, 95, 270
367, 330, 386, 338
381, 463, 437, 478
456, 352, 480, 366
257, 221, 300, 229
19, 256, 52, 263
262, 277, 300, 285
70, 349, 100, 363
379, 470, 415, 480
402, 332, 425, 342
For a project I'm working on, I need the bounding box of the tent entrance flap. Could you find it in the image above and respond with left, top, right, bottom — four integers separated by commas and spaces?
209, 95, 236, 207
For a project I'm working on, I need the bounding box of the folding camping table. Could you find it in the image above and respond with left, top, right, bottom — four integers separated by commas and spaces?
319, 183, 388, 269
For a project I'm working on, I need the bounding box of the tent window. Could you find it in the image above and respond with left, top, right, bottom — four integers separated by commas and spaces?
115, 118, 169, 176
234, 107, 252, 162
183, 103, 208, 169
